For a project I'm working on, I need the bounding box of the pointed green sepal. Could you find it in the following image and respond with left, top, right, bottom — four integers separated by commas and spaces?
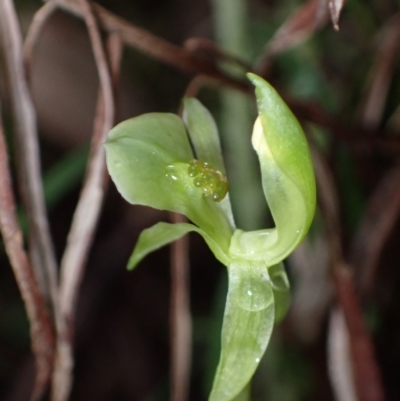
183, 98, 235, 230
128, 221, 231, 270
183, 97, 226, 173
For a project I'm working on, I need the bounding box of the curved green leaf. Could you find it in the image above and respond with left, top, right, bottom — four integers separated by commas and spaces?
128, 221, 230, 269
105, 113, 192, 209
209, 260, 274, 401
229, 75, 316, 266
248, 73, 315, 220
105, 113, 233, 253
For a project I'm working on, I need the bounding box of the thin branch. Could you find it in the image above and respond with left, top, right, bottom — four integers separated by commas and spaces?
23, 1, 59, 80
43, 0, 400, 156
291, 101, 400, 154
58, 0, 114, 328
183, 75, 215, 99
350, 162, 400, 295
312, 146, 385, 401
184, 37, 251, 72
168, 81, 196, 401
0, 102, 55, 401
256, 0, 329, 75
0, 0, 58, 319
327, 307, 357, 401
51, 0, 116, 399
170, 212, 192, 401
311, 146, 342, 265
44, 0, 248, 92
332, 267, 385, 401
358, 13, 400, 129
106, 31, 123, 99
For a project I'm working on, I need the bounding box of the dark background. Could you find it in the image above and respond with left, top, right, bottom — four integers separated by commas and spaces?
1, 0, 400, 400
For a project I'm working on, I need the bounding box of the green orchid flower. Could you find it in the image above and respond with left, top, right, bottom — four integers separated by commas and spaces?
104, 73, 316, 401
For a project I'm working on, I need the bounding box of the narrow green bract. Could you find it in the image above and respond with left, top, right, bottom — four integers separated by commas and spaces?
104, 74, 316, 401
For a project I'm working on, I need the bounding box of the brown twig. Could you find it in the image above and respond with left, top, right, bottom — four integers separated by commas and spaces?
169, 212, 192, 401
106, 32, 123, 99
256, 0, 329, 75
0, 102, 55, 401
51, 0, 116, 399
43, 0, 400, 156
350, 163, 400, 295
312, 146, 385, 401
0, 0, 58, 319
43, 0, 249, 93
23, 1, 59, 81
168, 83, 198, 401
311, 146, 342, 265
290, 100, 400, 154
359, 13, 400, 129
327, 307, 357, 401
332, 267, 385, 401
183, 75, 213, 99
184, 37, 251, 72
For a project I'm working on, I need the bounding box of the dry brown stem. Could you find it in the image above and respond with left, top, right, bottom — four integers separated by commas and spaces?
312, 146, 384, 401
350, 163, 400, 295
359, 14, 400, 129
0, 1, 59, 397
184, 37, 251, 72
169, 213, 192, 401
0, 102, 55, 401
43, 0, 248, 93
23, 1, 59, 80
42, 0, 400, 156
51, 0, 116, 399
0, 0, 58, 320
333, 268, 385, 401
257, 0, 329, 75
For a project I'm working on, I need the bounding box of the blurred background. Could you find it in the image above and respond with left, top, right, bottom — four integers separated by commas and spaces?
1, 0, 400, 400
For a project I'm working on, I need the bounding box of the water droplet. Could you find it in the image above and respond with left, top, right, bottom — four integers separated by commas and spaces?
202, 186, 213, 196
165, 165, 180, 181
203, 171, 219, 188
237, 275, 273, 312
188, 159, 203, 177
194, 176, 205, 187
296, 230, 300, 234
255, 358, 260, 363
212, 180, 229, 202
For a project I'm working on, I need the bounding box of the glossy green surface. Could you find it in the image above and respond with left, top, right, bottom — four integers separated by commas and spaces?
104, 74, 316, 401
